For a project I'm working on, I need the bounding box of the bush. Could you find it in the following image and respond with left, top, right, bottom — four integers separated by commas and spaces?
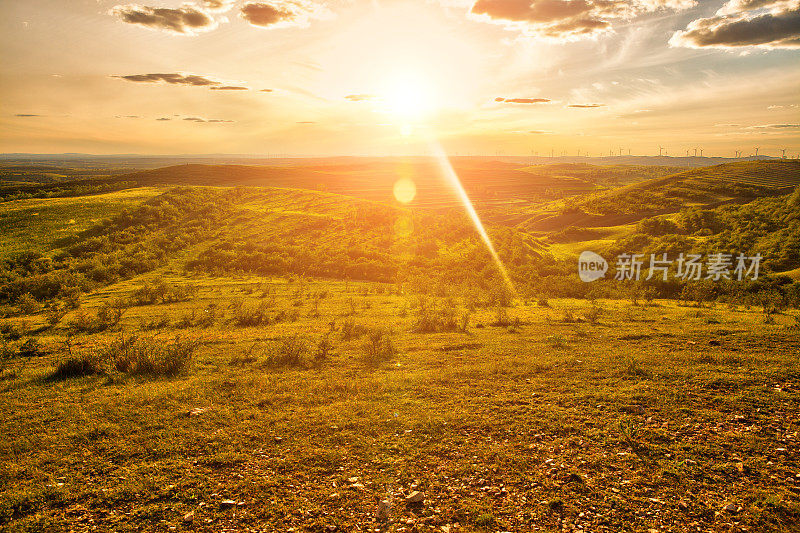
16, 293, 39, 315
233, 302, 271, 327
68, 303, 125, 334
264, 335, 309, 368
105, 335, 197, 376
52, 353, 102, 380
361, 329, 396, 367
411, 299, 468, 333
18, 338, 45, 358
341, 318, 369, 340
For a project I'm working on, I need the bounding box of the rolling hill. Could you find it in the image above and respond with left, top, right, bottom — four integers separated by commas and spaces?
519, 160, 800, 231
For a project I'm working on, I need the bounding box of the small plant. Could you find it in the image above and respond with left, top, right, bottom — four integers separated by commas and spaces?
361, 329, 396, 367
621, 355, 649, 377
314, 334, 333, 365
547, 334, 567, 348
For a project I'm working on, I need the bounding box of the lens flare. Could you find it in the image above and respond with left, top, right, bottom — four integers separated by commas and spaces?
427, 140, 516, 296
393, 178, 416, 203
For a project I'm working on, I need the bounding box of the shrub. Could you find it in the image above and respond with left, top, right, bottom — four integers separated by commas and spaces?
130, 281, 197, 306
314, 334, 333, 365
18, 338, 45, 358
52, 353, 102, 380
104, 334, 197, 376
0, 322, 21, 341
411, 300, 468, 333
264, 335, 309, 368
341, 318, 369, 340
233, 302, 271, 327
68, 304, 125, 334
139, 314, 170, 331
361, 329, 396, 367
16, 293, 39, 315
45, 304, 67, 326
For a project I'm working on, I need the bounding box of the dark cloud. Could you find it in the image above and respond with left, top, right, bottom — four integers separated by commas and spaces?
110, 4, 218, 35
496, 97, 551, 104
671, 3, 800, 49
464, 0, 695, 40
568, 103, 606, 108
345, 94, 375, 101
15, 114, 41, 117
209, 85, 250, 90
156, 117, 171, 121
113, 73, 222, 86
115, 115, 142, 118
240, 1, 331, 28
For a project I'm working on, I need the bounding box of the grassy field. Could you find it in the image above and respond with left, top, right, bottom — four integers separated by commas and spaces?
0, 188, 163, 259
1, 272, 798, 532
1, 160, 799, 532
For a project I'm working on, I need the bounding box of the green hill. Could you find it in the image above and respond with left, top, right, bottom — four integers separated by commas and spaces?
521, 160, 800, 231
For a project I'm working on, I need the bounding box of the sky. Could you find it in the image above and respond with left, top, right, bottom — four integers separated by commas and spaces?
0, 0, 798, 157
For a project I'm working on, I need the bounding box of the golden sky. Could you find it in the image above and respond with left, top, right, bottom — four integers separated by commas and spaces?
0, 0, 798, 156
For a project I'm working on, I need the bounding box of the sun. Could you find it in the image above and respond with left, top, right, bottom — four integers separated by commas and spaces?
380, 71, 436, 122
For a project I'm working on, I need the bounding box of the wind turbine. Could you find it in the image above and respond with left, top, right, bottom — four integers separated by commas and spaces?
754, 147, 759, 157
781, 148, 787, 158
659, 146, 664, 156
693, 148, 697, 157
700, 148, 704, 157
686, 149, 690, 157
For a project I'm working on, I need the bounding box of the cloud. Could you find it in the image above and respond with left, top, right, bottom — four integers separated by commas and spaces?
240, 1, 332, 29
115, 115, 142, 118
568, 103, 606, 108
345, 94, 375, 101
260, 88, 274, 92
209, 85, 250, 90
183, 116, 234, 123
156, 117, 172, 121
110, 4, 219, 35
198, 0, 236, 12
113, 73, 222, 86
296, 121, 316, 124
464, 0, 696, 41
15, 114, 42, 117
745, 123, 800, 129
528, 129, 553, 134
671, 0, 800, 49
495, 97, 551, 103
